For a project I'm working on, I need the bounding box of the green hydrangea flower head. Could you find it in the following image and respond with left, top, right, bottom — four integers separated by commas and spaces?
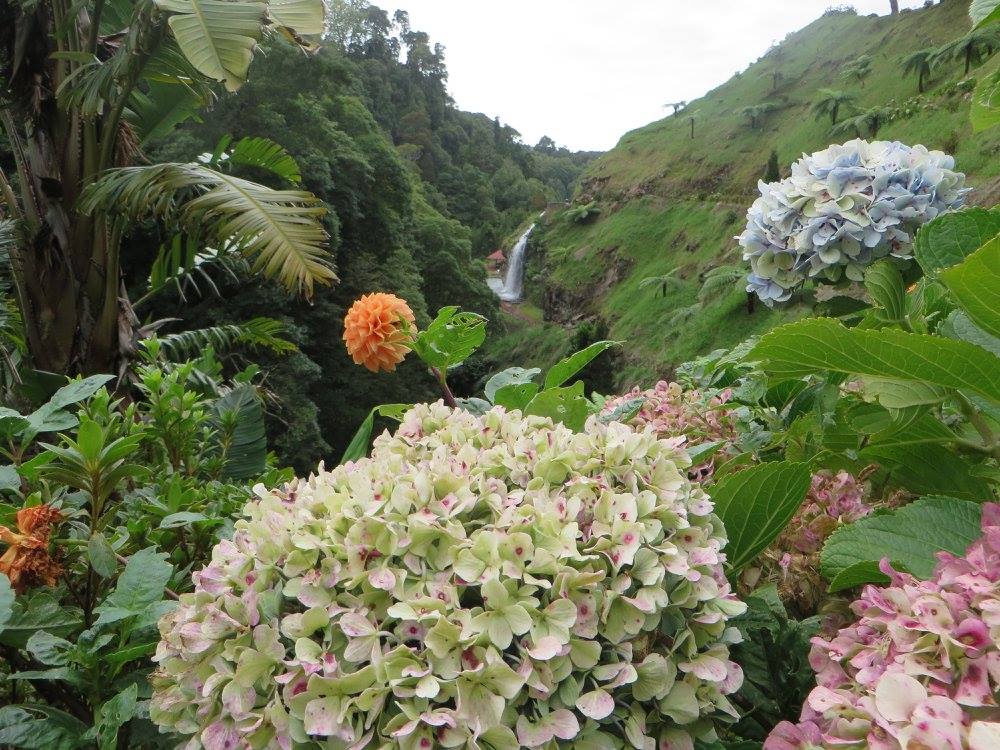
151, 402, 746, 749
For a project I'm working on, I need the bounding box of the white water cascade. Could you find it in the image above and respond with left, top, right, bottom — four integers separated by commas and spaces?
488, 222, 536, 303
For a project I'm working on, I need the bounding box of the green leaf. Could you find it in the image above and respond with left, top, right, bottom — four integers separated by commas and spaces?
543, 340, 620, 390
971, 0, 1000, 27
939, 310, 1000, 356
0, 465, 20, 492
104, 641, 158, 668
826, 561, 890, 592
212, 384, 266, 479
158, 511, 212, 529
729, 586, 819, 742
864, 260, 905, 322
0, 574, 13, 632
229, 137, 302, 183
93, 548, 173, 629
861, 378, 949, 408
340, 404, 410, 464
821, 496, 983, 589
750, 318, 1000, 404
49, 375, 115, 409
26, 631, 73, 666
0, 409, 30, 441
88, 533, 118, 579
0, 592, 82, 648
597, 396, 645, 425
412, 307, 487, 370
524, 381, 589, 432
913, 208, 1000, 275
0, 705, 89, 750
971, 68, 1000, 131
940, 236, 1000, 339
96, 684, 138, 750
493, 383, 540, 411
154, 0, 265, 92
710, 461, 812, 573
80, 163, 334, 298
484, 367, 539, 404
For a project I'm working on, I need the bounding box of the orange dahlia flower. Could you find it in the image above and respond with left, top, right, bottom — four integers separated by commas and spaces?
343, 293, 416, 373
0, 504, 63, 592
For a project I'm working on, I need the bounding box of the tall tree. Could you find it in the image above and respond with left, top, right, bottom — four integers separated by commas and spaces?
0, 0, 331, 376
889, 0, 899, 15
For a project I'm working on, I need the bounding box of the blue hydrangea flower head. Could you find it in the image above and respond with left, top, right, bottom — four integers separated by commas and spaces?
739, 140, 968, 304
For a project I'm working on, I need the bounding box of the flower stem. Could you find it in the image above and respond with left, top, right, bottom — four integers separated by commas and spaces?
430, 367, 458, 409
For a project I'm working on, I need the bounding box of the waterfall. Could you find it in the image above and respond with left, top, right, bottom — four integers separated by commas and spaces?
488, 223, 536, 303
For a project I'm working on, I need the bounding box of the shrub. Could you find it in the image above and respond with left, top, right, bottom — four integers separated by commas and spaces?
152, 402, 747, 749
744, 471, 874, 613
766, 503, 1000, 750
601, 381, 741, 483
738, 139, 968, 303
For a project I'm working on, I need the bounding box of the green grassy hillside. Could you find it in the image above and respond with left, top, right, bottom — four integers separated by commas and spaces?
490, 0, 1000, 387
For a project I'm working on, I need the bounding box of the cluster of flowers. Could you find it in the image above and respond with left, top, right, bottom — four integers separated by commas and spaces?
766, 503, 1000, 750
151, 402, 747, 750
738, 139, 968, 303
601, 381, 741, 483
750, 472, 873, 613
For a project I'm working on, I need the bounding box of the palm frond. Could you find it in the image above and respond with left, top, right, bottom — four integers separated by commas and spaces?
156, 317, 297, 361
56, 52, 127, 117
139, 234, 249, 308
80, 162, 335, 297
128, 80, 208, 146
228, 137, 302, 183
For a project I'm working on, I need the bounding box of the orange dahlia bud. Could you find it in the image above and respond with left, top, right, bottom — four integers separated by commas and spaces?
343, 293, 416, 373
0, 504, 63, 592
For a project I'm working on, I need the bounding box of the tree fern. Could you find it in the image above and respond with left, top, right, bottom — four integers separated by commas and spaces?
698, 266, 746, 303
639, 268, 684, 298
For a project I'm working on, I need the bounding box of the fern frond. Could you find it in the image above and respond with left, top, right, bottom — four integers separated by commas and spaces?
156, 317, 297, 361
698, 266, 747, 303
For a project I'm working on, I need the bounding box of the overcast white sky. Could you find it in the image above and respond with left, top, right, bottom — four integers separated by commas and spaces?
397, 0, 930, 151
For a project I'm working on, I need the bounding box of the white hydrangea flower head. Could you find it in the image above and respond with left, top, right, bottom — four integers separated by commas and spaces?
151, 402, 747, 750
739, 139, 968, 304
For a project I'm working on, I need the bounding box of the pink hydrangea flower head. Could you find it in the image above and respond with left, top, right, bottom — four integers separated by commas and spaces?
765, 503, 1000, 750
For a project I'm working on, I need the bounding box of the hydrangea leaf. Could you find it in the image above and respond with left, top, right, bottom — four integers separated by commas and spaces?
750, 318, 1000, 404
971, 69, 1000, 131
863, 260, 905, 322
939, 236, 1000, 339
820, 496, 983, 587
939, 310, 1000, 357
970, 0, 1000, 27
913, 208, 1000, 275
710, 461, 811, 573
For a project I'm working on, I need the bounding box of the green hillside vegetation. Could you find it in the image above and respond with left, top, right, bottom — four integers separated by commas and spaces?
492, 0, 1000, 386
